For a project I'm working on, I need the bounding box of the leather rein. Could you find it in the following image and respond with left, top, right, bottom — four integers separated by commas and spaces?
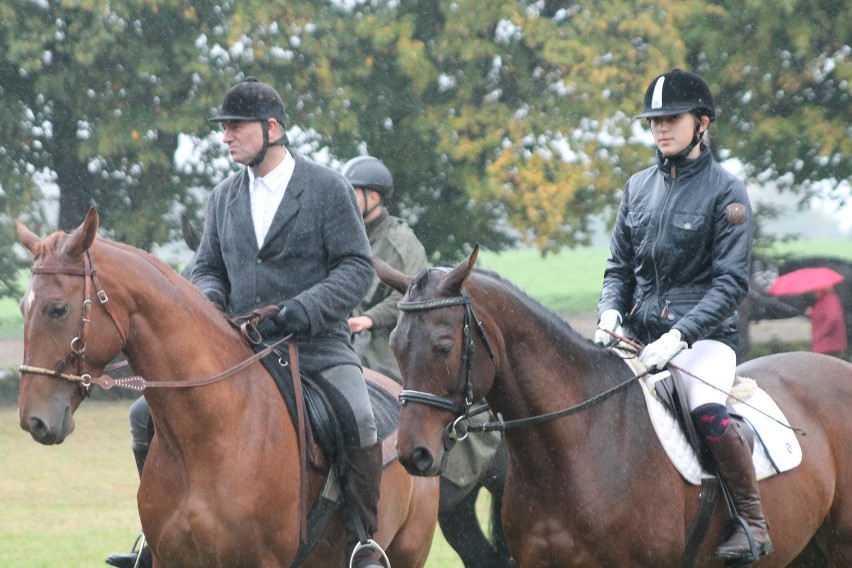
397, 291, 647, 443
18, 250, 290, 393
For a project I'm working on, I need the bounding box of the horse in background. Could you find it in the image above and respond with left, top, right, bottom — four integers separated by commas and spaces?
15, 208, 439, 567
376, 246, 852, 567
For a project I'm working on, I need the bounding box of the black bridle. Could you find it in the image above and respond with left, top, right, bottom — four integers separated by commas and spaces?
397, 288, 647, 445
397, 292, 496, 449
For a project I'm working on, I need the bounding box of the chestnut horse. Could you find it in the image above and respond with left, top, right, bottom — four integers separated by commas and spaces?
376, 246, 852, 567
15, 208, 439, 568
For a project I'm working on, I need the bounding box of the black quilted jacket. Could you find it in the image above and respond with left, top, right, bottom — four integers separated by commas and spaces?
598, 145, 753, 350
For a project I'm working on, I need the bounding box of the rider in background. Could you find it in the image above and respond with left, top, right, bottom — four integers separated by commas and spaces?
343, 155, 429, 383
594, 69, 772, 564
806, 285, 848, 358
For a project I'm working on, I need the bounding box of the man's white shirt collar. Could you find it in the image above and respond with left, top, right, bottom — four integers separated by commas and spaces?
248, 150, 295, 247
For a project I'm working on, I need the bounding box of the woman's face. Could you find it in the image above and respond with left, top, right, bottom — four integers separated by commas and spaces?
649, 113, 704, 157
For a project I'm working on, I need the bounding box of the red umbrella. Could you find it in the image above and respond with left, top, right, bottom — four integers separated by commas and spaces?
767, 267, 845, 296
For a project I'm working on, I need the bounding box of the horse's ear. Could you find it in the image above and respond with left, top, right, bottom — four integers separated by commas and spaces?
15, 220, 41, 254
181, 214, 201, 252
61, 207, 99, 258
374, 258, 412, 294
441, 244, 479, 295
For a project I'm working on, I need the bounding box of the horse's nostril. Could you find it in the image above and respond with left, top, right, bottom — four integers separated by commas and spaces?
411, 446, 434, 474
28, 416, 48, 439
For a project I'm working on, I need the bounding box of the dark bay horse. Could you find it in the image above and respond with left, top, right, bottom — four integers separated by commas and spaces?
376, 246, 852, 567
15, 208, 439, 568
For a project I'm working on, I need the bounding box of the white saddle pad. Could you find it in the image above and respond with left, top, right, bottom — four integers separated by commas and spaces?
620, 355, 803, 485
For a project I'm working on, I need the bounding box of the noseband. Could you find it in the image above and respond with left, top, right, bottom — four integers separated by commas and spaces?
18, 250, 128, 395
397, 291, 496, 449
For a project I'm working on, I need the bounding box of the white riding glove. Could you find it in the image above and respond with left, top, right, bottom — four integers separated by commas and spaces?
594, 309, 623, 347
639, 329, 688, 370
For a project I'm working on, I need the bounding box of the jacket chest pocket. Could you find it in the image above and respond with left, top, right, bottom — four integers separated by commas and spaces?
669, 212, 707, 246
628, 208, 650, 248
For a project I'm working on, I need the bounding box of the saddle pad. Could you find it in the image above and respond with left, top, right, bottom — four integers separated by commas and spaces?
622, 357, 803, 485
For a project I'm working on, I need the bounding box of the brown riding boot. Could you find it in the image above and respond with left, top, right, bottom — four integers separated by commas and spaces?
708, 425, 774, 564
344, 441, 385, 568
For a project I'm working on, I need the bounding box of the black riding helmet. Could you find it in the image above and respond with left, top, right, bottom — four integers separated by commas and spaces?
637, 69, 716, 165
342, 156, 394, 219
210, 77, 288, 167
636, 68, 716, 121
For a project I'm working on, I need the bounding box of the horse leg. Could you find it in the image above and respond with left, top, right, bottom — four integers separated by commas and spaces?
480, 442, 514, 567
439, 480, 502, 568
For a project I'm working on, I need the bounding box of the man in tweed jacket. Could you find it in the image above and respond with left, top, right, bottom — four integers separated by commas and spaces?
192, 77, 384, 568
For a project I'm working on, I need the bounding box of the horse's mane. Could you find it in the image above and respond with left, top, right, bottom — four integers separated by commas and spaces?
97, 237, 188, 283
471, 268, 596, 347
34, 230, 186, 287
410, 266, 603, 356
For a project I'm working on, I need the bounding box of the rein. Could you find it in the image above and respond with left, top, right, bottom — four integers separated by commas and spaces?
398, 290, 648, 442
19, 336, 290, 392
19, 250, 293, 393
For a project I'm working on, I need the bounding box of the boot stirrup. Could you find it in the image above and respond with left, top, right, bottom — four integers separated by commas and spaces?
349, 539, 390, 568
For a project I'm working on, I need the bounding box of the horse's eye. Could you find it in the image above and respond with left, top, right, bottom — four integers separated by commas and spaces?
434, 343, 452, 358
46, 303, 70, 320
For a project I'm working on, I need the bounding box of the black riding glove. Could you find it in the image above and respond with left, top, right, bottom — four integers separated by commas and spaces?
273, 300, 311, 338
202, 289, 227, 311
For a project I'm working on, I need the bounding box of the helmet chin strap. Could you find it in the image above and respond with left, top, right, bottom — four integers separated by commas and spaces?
248, 121, 289, 169
359, 188, 383, 219
657, 122, 705, 170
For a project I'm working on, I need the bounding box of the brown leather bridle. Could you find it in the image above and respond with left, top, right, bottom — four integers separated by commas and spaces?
18, 250, 290, 393
19, 250, 128, 396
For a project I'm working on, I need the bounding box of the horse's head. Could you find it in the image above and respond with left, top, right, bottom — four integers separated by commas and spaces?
376, 245, 498, 477
15, 208, 125, 444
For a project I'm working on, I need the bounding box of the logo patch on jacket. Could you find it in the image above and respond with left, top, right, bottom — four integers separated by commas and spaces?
726, 203, 747, 225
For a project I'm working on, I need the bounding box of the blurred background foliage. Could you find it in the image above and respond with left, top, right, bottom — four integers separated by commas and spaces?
1, 0, 849, 297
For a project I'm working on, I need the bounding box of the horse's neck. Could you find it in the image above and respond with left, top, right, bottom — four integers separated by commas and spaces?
101, 248, 262, 419
485, 289, 655, 478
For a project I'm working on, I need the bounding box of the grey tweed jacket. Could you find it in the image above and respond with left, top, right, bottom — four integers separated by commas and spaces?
191, 150, 373, 374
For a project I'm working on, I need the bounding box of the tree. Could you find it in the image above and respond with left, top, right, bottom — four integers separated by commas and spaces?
225, 0, 689, 258
681, 0, 851, 204
3, 0, 847, 298
0, 0, 232, 294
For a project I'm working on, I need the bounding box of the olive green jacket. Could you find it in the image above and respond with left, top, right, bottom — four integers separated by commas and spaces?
352, 211, 428, 382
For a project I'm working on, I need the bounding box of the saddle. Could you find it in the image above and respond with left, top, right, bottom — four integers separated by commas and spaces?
256, 344, 401, 567
643, 367, 798, 568
231, 307, 400, 565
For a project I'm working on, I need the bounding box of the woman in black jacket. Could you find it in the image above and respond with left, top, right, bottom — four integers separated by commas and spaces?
595, 69, 772, 564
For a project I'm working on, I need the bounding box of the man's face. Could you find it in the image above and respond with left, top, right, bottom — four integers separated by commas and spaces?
221, 120, 263, 165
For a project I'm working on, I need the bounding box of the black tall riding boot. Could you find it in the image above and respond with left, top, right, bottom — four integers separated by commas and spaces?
344, 441, 385, 568
708, 425, 774, 564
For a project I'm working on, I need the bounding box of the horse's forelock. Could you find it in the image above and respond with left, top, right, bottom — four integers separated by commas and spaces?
30, 231, 69, 261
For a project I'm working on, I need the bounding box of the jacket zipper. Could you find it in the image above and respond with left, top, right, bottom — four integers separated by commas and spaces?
645, 170, 677, 330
